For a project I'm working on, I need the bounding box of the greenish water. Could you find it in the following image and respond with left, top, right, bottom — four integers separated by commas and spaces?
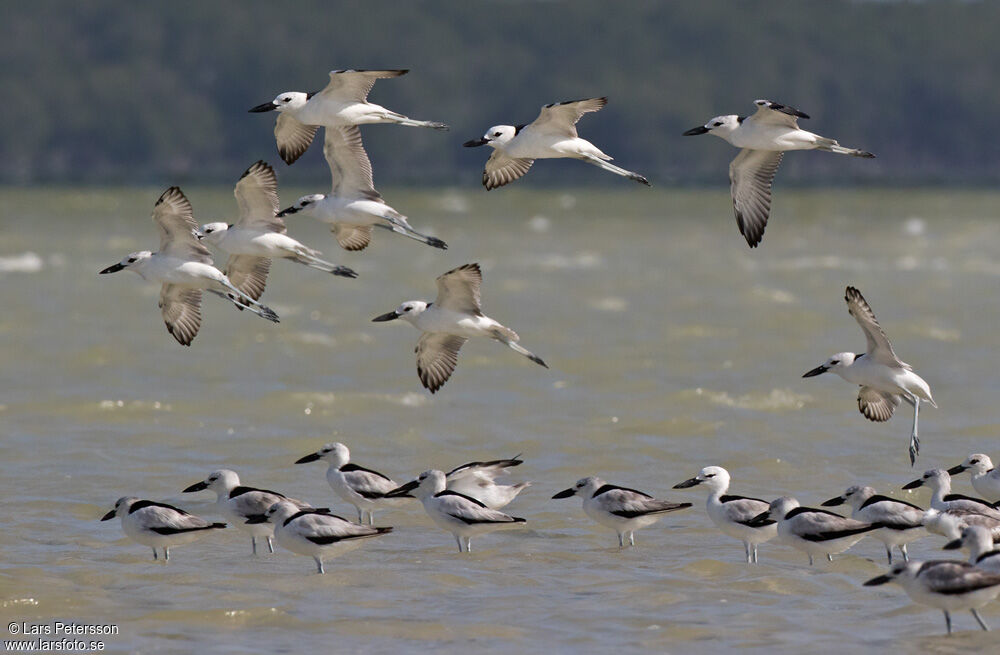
1, 187, 999, 653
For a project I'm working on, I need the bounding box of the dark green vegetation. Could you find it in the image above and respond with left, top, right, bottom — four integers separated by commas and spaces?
2, 1, 997, 186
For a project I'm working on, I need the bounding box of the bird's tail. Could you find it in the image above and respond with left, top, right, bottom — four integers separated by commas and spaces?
815, 138, 875, 158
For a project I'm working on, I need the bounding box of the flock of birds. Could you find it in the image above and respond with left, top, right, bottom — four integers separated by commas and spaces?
95, 69, 998, 636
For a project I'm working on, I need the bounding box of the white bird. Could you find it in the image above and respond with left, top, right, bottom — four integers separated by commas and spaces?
197, 161, 357, 304
294, 443, 406, 524
101, 496, 226, 561
949, 454, 1000, 503
246, 500, 391, 574
803, 286, 936, 465
864, 560, 1000, 634
683, 99, 874, 247
275, 126, 446, 251
182, 469, 308, 555
944, 526, 1000, 572
553, 476, 691, 548
821, 485, 927, 564
99, 186, 279, 345
748, 496, 881, 566
673, 466, 777, 563
249, 69, 448, 165
902, 469, 1000, 518
923, 507, 1000, 542
385, 470, 525, 552
371, 263, 548, 393
463, 97, 648, 189
444, 455, 530, 510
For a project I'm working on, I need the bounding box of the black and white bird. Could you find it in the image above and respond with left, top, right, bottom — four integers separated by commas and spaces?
372, 263, 548, 393
682, 99, 874, 247
444, 455, 531, 509
249, 69, 448, 165
553, 476, 691, 548
864, 560, 1000, 634
246, 500, 391, 574
748, 496, 881, 566
101, 496, 225, 561
385, 470, 526, 552
294, 443, 406, 524
948, 454, 1000, 503
182, 469, 308, 554
944, 525, 1000, 573
275, 127, 447, 251
822, 485, 927, 564
803, 286, 936, 465
99, 187, 279, 345
197, 161, 356, 303
902, 469, 1000, 518
463, 97, 648, 189
673, 466, 777, 563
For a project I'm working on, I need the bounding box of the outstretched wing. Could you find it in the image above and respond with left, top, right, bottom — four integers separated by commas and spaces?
331, 224, 373, 251
275, 114, 319, 165
729, 149, 783, 248
324, 126, 378, 198
434, 263, 483, 314
529, 97, 607, 137
858, 386, 901, 422
845, 286, 907, 368
416, 333, 467, 393
159, 284, 202, 346
234, 160, 284, 232
746, 99, 809, 128
225, 255, 271, 303
482, 150, 534, 190
319, 69, 408, 103
153, 187, 212, 263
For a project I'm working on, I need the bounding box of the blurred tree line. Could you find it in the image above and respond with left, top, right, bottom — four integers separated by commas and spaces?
2, 0, 999, 187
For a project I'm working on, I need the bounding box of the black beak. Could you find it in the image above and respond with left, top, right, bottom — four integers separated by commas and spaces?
746, 511, 773, 527
295, 452, 321, 464
100, 509, 116, 521
99, 262, 125, 274
463, 137, 489, 147
821, 496, 845, 507
902, 479, 924, 490
863, 574, 892, 586
947, 465, 968, 475
683, 125, 710, 136
385, 480, 419, 498
276, 206, 299, 217
249, 102, 278, 113
552, 488, 576, 499
802, 365, 829, 378
183, 481, 209, 493
943, 539, 963, 550
672, 477, 701, 489
372, 310, 399, 323
245, 514, 269, 524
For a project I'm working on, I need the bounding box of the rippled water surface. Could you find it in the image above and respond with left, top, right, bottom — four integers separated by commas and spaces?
2, 187, 1000, 653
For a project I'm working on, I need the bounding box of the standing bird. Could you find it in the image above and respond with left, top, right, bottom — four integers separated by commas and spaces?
99, 187, 279, 345
182, 469, 308, 555
948, 454, 1000, 503
371, 263, 548, 393
553, 476, 691, 548
275, 127, 446, 251
803, 286, 936, 465
683, 99, 874, 247
294, 443, 406, 525
902, 469, 1000, 518
821, 485, 927, 564
249, 69, 448, 165
385, 470, 526, 553
463, 97, 649, 189
101, 496, 225, 561
197, 161, 357, 305
944, 525, 1000, 572
246, 501, 392, 574
673, 466, 777, 563
864, 560, 1000, 634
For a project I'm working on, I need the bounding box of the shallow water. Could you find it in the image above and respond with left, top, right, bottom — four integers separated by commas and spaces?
2, 187, 999, 653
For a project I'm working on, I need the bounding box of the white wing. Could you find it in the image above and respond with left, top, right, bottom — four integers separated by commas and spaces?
434, 263, 482, 314
858, 386, 901, 422
323, 126, 378, 198
529, 97, 607, 137
746, 99, 809, 128
153, 187, 212, 263
845, 286, 908, 368
729, 149, 783, 248
434, 491, 523, 524
416, 333, 467, 394
275, 113, 319, 165
319, 69, 408, 103
225, 255, 271, 303
482, 150, 534, 190
233, 160, 284, 232
291, 512, 389, 544
594, 487, 689, 518
133, 502, 217, 531
159, 284, 202, 346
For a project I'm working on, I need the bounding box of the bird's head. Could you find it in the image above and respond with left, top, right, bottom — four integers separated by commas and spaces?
683, 114, 740, 138
371, 301, 428, 325
464, 125, 516, 149
803, 352, 857, 378
249, 91, 310, 114
197, 222, 230, 245
277, 194, 325, 218
100, 251, 152, 276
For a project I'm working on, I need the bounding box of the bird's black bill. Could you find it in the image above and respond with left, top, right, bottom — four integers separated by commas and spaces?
245, 514, 269, 524
183, 481, 209, 493
552, 488, 576, 499
683, 126, 710, 136
746, 511, 772, 527
901, 479, 924, 490
385, 480, 419, 498
463, 138, 488, 147
249, 102, 277, 113
672, 477, 701, 489
276, 206, 299, 217
100, 510, 116, 521
295, 452, 321, 464
942, 539, 963, 550
372, 311, 399, 322
802, 365, 829, 378
820, 496, 845, 507
863, 574, 892, 586
947, 465, 968, 475
99, 262, 125, 274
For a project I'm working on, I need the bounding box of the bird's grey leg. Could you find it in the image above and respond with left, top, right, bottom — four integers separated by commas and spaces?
617, 533, 625, 549
251, 537, 257, 555
290, 253, 357, 278
152, 548, 158, 560
378, 112, 448, 130
885, 545, 893, 565
900, 544, 909, 562
909, 396, 921, 465
464, 537, 472, 553
357, 507, 364, 523
455, 534, 464, 552
744, 542, 751, 563
206, 289, 278, 322
580, 155, 649, 185
752, 544, 759, 564
808, 554, 814, 566
314, 557, 325, 574
628, 532, 635, 547
972, 609, 989, 631
944, 611, 952, 635
164, 547, 170, 561
266, 536, 274, 554
827, 553, 833, 562
492, 331, 548, 368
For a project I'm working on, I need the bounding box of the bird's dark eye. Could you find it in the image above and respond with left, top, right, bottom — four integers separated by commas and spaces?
127, 258, 136, 263
493, 131, 501, 137
831, 360, 839, 365
713, 121, 722, 127
403, 307, 410, 312
705, 473, 715, 478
